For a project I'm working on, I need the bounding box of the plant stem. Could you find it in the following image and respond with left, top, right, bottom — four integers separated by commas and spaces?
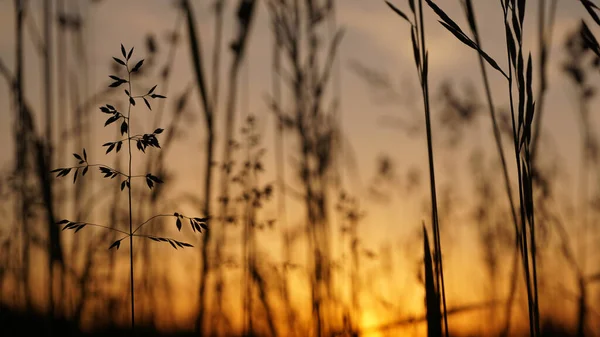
417, 0, 449, 334
499, 4, 538, 335
126, 65, 135, 335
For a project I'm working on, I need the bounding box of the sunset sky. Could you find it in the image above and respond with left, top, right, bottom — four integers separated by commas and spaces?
1, 0, 599, 335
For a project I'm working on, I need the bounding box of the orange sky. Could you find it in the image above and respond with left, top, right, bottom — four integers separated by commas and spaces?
1, 0, 599, 335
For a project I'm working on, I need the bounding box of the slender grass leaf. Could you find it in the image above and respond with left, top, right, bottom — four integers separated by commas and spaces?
581, 0, 600, 25
147, 85, 157, 95
512, 9, 521, 41
132, 59, 144, 72
113, 57, 125, 66
425, 0, 462, 33
411, 26, 421, 70
120, 121, 128, 135
109, 80, 125, 88
59, 168, 71, 177
438, 21, 475, 48
581, 20, 600, 56
148, 175, 163, 183
517, 0, 525, 26
183, 0, 212, 121
423, 51, 429, 79
438, 21, 508, 79
146, 177, 154, 189
526, 52, 533, 96
506, 24, 517, 67
105, 115, 119, 127
109, 240, 121, 250
464, 0, 476, 33
106, 143, 115, 154
385, 1, 411, 24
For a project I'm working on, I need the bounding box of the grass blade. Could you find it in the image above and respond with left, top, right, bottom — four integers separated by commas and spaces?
424, 226, 442, 337
385, 1, 411, 24
580, 0, 600, 25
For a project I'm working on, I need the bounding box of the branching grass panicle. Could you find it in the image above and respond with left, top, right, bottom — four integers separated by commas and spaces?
50, 45, 207, 335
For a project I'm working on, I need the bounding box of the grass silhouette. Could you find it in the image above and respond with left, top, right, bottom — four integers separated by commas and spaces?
386, 0, 449, 335
50, 45, 207, 336
4, 1, 600, 336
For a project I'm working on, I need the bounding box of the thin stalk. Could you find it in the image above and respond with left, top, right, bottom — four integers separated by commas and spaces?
126, 66, 135, 334
462, 4, 524, 334
272, 0, 287, 258
270, 9, 295, 334
208, 1, 226, 329
416, 0, 449, 334
182, 2, 215, 332
499, 3, 538, 335
211, 0, 224, 112
464, 0, 520, 259
528, 150, 541, 337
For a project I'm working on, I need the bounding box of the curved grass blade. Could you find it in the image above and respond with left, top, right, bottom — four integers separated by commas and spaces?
385, 1, 411, 24
581, 0, 600, 25
425, 0, 508, 80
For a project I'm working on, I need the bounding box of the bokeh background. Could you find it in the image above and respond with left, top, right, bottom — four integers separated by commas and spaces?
1, 0, 600, 336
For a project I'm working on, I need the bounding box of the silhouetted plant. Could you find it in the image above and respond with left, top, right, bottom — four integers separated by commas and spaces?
386, 1, 449, 335
223, 115, 277, 336
50, 45, 207, 334
402, 0, 539, 335
266, 1, 343, 335
336, 190, 366, 336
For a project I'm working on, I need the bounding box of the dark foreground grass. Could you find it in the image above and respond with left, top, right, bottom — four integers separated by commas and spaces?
0, 303, 582, 337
